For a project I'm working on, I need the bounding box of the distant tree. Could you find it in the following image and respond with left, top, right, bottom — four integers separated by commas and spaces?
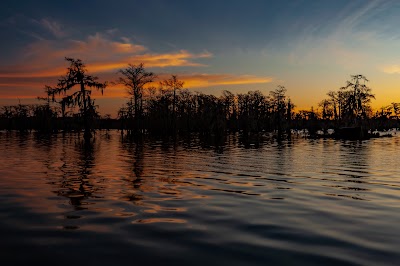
270, 85, 288, 135
0, 106, 13, 119
195, 93, 220, 134
340, 74, 375, 125
179, 89, 197, 132
160, 75, 184, 132
35, 86, 58, 133
318, 99, 333, 120
327, 90, 339, 120
117, 63, 155, 134
373, 105, 394, 121
286, 98, 295, 134
9, 103, 31, 131
220, 90, 237, 130
38, 86, 56, 106
50, 58, 107, 139
391, 102, 400, 118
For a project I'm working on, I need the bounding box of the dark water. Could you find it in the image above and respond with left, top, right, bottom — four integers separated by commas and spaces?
0, 130, 399, 265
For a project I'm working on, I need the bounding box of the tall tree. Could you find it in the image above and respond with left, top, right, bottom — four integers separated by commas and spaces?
270, 85, 288, 135
51, 57, 107, 139
35, 86, 58, 133
327, 90, 339, 120
318, 99, 333, 120
340, 74, 375, 125
117, 63, 155, 134
220, 90, 236, 129
160, 75, 184, 132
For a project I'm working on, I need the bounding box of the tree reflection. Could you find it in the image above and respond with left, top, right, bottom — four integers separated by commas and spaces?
120, 137, 145, 201
29, 134, 102, 229
133, 142, 144, 188
56, 138, 99, 209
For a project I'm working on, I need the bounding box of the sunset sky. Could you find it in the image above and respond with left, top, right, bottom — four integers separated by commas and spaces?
1, 0, 400, 116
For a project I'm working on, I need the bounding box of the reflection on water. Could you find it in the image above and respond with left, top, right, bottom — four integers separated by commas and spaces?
0, 131, 399, 265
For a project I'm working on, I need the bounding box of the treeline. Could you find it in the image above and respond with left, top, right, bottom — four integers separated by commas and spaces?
119, 78, 294, 135
0, 58, 399, 138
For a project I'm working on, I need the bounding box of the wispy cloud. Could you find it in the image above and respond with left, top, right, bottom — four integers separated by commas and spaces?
2, 15, 69, 40
335, 0, 382, 31
382, 65, 400, 74
32, 18, 66, 38
278, 0, 398, 70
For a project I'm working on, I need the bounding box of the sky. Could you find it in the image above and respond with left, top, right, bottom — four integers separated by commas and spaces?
1, 0, 400, 116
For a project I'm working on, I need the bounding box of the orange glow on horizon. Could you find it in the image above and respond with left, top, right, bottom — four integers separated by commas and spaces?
0, 72, 274, 100
179, 73, 273, 87
0, 67, 66, 78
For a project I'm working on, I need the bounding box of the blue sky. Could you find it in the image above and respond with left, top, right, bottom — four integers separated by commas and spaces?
1, 0, 400, 115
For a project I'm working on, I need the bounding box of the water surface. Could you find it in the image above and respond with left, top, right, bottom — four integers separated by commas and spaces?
0, 131, 399, 265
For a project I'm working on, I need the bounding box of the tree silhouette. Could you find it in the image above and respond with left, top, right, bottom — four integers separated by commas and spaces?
35, 86, 58, 133
50, 58, 107, 139
117, 63, 155, 134
327, 90, 339, 121
391, 102, 400, 118
220, 90, 237, 130
318, 99, 334, 120
159, 75, 184, 132
3, 57, 397, 138
270, 85, 288, 135
340, 74, 374, 125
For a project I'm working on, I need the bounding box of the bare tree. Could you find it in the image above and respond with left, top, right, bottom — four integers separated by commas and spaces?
318, 99, 333, 120
270, 85, 288, 135
340, 74, 375, 125
327, 91, 339, 120
160, 75, 184, 131
117, 63, 155, 134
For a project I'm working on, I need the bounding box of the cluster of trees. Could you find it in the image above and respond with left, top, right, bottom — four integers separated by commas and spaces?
0, 102, 57, 132
0, 58, 107, 137
316, 74, 400, 131
318, 75, 375, 123
117, 65, 294, 136
0, 58, 399, 139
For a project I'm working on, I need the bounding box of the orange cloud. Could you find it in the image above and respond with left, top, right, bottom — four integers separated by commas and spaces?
88, 50, 212, 73
22, 33, 147, 63
0, 67, 66, 78
131, 50, 212, 68
173, 73, 273, 88
0, 33, 212, 79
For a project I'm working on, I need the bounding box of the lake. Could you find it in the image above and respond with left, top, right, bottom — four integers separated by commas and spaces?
0, 130, 399, 265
